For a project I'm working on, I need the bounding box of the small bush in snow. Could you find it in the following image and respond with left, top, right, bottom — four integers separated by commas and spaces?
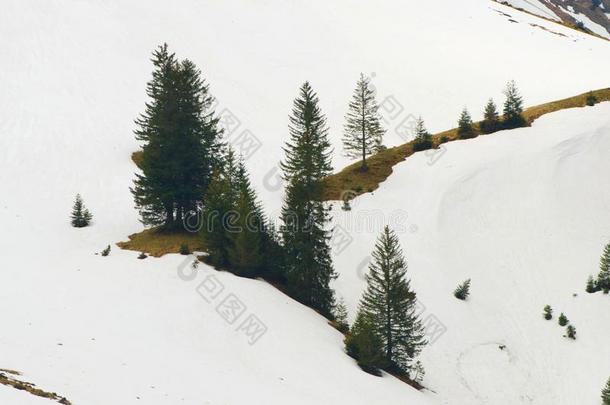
558, 313, 569, 327
586, 275, 599, 293
543, 305, 553, 320
412, 360, 425, 384
454, 279, 471, 300
137, 252, 147, 260
586, 91, 598, 106
566, 324, 576, 340
101, 245, 111, 257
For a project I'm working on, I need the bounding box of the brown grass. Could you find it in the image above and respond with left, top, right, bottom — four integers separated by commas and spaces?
0, 371, 72, 404
131, 150, 143, 169
117, 227, 205, 257
322, 88, 610, 200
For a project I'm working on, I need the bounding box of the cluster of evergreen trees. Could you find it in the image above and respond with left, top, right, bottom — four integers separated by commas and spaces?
344, 226, 426, 377
586, 242, 610, 294
133, 47, 429, 381
543, 305, 576, 339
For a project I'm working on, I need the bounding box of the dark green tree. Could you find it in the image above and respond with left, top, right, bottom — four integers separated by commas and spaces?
201, 149, 240, 268
280, 82, 336, 317
586, 275, 599, 293
342, 73, 385, 171
481, 98, 500, 134
454, 279, 471, 300
502, 80, 526, 129
558, 313, 569, 326
586, 91, 598, 106
333, 297, 350, 333
71, 194, 93, 227
543, 305, 553, 320
412, 117, 433, 151
344, 310, 386, 375
132, 44, 221, 229
566, 324, 576, 340
226, 160, 265, 277
457, 108, 475, 139
359, 226, 426, 374
601, 377, 610, 405
598, 242, 610, 293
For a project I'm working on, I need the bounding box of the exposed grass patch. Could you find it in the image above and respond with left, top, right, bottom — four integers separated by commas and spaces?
117, 227, 204, 257
0, 371, 72, 404
323, 88, 610, 200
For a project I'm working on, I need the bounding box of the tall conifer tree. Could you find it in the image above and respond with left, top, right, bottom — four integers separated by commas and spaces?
457, 108, 475, 139
342, 74, 385, 171
481, 98, 500, 134
359, 226, 426, 374
502, 80, 526, 129
132, 44, 221, 228
280, 82, 336, 317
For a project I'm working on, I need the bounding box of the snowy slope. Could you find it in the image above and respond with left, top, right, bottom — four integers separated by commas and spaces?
1, 0, 609, 404
332, 102, 610, 404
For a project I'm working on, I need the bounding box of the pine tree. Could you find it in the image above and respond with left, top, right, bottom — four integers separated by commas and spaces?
457, 108, 475, 139
412, 360, 425, 384
342, 74, 385, 171
454, 279, 471, 300
344, 310, 386, 374
70, 194, 93, 227
566, 324, 576, 340
558, 313, 569, 326
132, 44, 221, 229
502, 80, 526, 129
598, 242, 610, 293
481, 98, 500, 134
359, 226, 427, 374
226, 160, 265, 277
543, 305, 553, 320
201, 149, 240, 268
601, 377, 610, 405
586, 275, 599, 293
280, 82, 336, 317
412, 117, 433, 151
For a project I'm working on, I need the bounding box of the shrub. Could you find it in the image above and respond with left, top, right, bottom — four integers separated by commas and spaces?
566, 324, 576, 340
413, 138, 434, 151
344, 312, 386, 375
137, 252, 147, 259
454, 279, 471, 300
602, 377, 610, 405
586, 275, 599, 293
543, 305, 553, 320
586, 91, 598, 106
341, 199, 352, 211
101, 245, 111, 257
440, 136, 450, 144
179, 243, 190, 255
412, 360, 425, 384
558, 313, 569, 326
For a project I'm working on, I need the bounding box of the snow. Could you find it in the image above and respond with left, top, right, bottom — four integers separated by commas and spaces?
1, 0, 610, 403
332, 102, 610, 404
0, 385, 56, 405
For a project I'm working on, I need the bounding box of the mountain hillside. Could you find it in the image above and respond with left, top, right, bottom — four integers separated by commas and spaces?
1, 0, 609, 404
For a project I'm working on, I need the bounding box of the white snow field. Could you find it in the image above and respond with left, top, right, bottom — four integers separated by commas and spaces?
0, 0, 609, 404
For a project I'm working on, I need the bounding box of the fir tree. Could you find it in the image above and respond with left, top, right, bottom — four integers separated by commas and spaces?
566, 324, 576, 340
586, 275, 599, 293
131, 44, 221, 229
359, 226, 427, 374
412, 117, 433, 151
226, 160, 265, 278
70, 194, 93, 228
454, 279, 471, 300
342, 74, 385, 171
344, 310, 386, 374
201, 149, 240, 268
502, 80, 526, 129
598, 242, 610, 293
558, 312, 569, 327
480, 98, 500, 134
280, 82, 336, 317
543, 305, 553, 320
601, 377, 610, 405
457, 108, 475, 139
